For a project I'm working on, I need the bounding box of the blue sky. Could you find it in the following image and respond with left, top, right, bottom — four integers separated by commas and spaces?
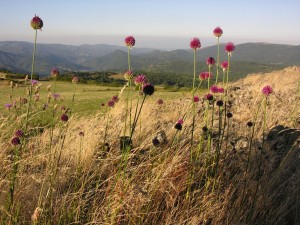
1, 0, 299, 49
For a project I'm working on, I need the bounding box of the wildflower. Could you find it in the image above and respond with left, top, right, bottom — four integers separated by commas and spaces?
11, 137, 21, 145
111, 95, 119, 103
206, 57, 216, 66
124, 70, 133, 80
190, 37, 201, 50
221, 61, 228, 71
51, 67, 59, 77
225, 42, 235, 54
194, 96, 200, 103
30, 15, 43, 30
72, 76, 79, 84
79, 131, 84, 137
210, 85, 219, 93
142, 83, 155, 96
125, 36, 135, 47
5, 103, 12, 110
226, 112, 233, 118
213, 27, 223, 38
15, 130, 24, 138
218, 87, 225, 93
199, 71, 212, 80
247, 121, 253, 127
262, 85, 273, 97
61, 113, 69, 122
205, 93, 214, 101
135, 74, 147, 86
157, 98, 164, 105
216, 100, 224, 107
107, 100, 115, 107
52, 93, 60, 100
31, 80, 38, 86
174, 119, 183, 130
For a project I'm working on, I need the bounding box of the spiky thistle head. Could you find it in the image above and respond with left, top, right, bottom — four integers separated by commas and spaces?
125, 36, 135, 47
190, 37, 201, 50
31, 15, 43, 30
213, 27, 223, 37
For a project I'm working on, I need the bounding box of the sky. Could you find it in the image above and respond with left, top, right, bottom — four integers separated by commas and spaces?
0, 0, 300, 50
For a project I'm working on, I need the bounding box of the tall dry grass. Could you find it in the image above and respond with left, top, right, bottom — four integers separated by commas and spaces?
0, 66, 299, 224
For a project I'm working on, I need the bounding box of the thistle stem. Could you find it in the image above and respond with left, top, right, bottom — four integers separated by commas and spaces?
24, 29, 38, 133
215, 37, 220, 84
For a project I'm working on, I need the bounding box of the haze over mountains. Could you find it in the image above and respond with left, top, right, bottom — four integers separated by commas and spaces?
0, 41, 299, 76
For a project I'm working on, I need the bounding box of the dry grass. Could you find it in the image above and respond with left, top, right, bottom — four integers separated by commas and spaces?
0, 66, 300, 224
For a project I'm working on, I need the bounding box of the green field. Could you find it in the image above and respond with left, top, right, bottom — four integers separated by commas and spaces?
0, 80, 188, 117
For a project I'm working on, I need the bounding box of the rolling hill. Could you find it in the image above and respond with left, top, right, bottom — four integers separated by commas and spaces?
0, 41, 299, 78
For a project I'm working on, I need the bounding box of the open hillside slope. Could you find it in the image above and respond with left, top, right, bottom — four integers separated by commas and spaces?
0, 67, 299, 224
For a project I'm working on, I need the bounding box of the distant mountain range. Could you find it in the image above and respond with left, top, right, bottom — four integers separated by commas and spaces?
0, 41, 299, 76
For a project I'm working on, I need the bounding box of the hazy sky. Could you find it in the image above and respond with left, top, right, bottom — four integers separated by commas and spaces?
1, 0, 299, 49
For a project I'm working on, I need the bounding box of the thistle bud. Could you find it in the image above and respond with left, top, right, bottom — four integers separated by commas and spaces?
31, 15, 43, 30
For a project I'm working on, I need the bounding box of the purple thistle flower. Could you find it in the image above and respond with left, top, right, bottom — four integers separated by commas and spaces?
157, 98, 164, 105
61, 113, 69, 122
221, 61, 229, 71
5, 103, 12, 110
52, 93, 60, 99
177, 119, 184, 125
135, 74, 147, 86
262, 85, 273, 97
31, 80, 38, 86
194, 96, 200, 102
225, 42, 235, 53
111, 95, 119, 103
51, 68, 60, 77
174, 119, 184, 130
31, 15, 43, 30
15, 129, 24, 138
218, 87, 225, 93
205, 93, 214, 101
213, 27, 223, 38
206, 57, 216, 66
210, 85, 219, 93
199, 72, 213, 80
125, 36, 135, 47
142, 83, 155, 96
107, 100, 115, 107
11, 137, 21, 146
190, 37, 201, 50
